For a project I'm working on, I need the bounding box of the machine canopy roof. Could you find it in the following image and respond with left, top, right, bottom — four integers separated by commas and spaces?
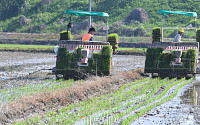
159, 10, 197, 17
65, 10, 109, 17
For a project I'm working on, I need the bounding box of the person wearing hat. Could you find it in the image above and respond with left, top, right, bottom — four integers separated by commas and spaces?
173, 28, 184, 42
82, 27, 95, 41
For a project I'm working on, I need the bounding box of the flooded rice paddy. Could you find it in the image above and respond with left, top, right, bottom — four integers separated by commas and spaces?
0, 52, 145, 89
1, 51, 200, 124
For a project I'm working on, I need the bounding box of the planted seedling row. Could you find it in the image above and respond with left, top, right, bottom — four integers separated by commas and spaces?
0, 79, 74, 103
92, 78, 174, 124
14, 78, 151, 124
101, 78, 178, 124
121, 78, 193, 125
14, 78, 190, 125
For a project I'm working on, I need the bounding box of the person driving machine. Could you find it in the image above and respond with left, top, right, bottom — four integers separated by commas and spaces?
82, 27, 95, 41
173, 28, 184, 42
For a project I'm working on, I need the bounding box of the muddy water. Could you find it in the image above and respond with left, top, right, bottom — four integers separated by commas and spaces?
0, 52, 145, 89
130, 80, 200, 125
111, 55, 145, 74
191, 80, 200, 124
0, 52, 56, 67
0, 52, 56, 88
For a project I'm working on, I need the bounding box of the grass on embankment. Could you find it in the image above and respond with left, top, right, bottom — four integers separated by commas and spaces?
0, 44, 146, 55
0, 44, 55, 52
117, 48, 146, 56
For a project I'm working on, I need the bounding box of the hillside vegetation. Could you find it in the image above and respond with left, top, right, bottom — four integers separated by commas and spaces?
0, 0, 200, 37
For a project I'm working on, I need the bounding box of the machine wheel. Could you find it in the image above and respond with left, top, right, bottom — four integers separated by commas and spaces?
158, 73, 167, 79
152, 73, 158, 78
151, 73, 155, 78
56, 75, 60, 80
63, 74, 72, 80
52, 67, 56, 73
186, 74, 193, 80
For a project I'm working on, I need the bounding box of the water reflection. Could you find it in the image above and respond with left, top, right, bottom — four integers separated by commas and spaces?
181, 81, 200, 124
196, 74, 200, 81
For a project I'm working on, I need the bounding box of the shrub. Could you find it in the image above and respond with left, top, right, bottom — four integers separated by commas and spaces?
60, 31, 73, 40
134, 27, 146, 36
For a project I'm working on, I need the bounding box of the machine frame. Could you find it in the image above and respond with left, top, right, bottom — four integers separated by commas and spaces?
145, 10, 199, 78
54, 10, 113, 80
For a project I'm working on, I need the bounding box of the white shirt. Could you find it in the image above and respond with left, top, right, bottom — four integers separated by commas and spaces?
173, 34, 181, 42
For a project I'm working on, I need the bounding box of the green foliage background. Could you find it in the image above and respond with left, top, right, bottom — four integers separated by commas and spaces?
1, 0, 200, 35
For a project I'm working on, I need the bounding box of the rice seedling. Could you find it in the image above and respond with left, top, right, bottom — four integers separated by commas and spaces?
0, 79, 74, 103
121, 78, 193, 124
13, 78, 193, 125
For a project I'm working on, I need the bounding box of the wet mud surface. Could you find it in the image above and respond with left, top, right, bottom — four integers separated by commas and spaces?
0, 52, 145, 89
1, 51, 200, 124
0, 52, 55, 67
130, 80, 200, 125
111, 55, 145, 74
0, 52, 56, 89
